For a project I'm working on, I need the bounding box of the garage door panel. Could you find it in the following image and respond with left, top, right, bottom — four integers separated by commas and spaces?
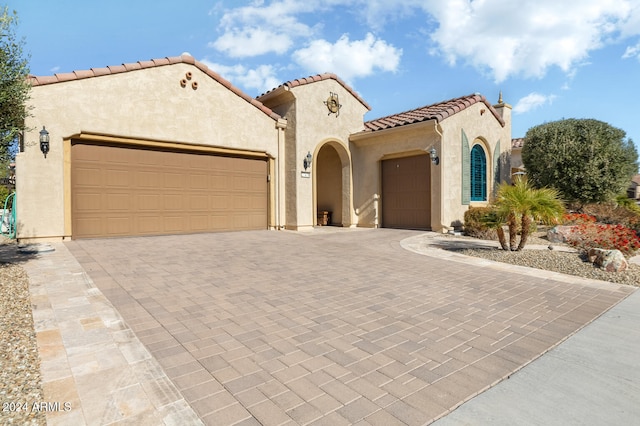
138, 194, 161, 211
74, 217, 102, 236
105, 168, 131, 187
163, 194, 183, 210
163, 216, 185, 232
74, 167, 103, 186
189, 195, 209, 210
210, 194, 228, 209
382, 155, 431, 230
189, 174, 209, 190
105, 193, 132, 210
137, 171, 162, 187
73, 192, 103, 212
71, 143, 268, 238
189, 215, 210, 231
106, 216, 132, 235
138, 216, 163, 234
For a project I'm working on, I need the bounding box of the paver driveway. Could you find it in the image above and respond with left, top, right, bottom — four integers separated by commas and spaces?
66, 229, 631, 425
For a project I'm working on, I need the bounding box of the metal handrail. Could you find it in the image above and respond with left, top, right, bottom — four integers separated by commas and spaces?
2, 192, 16, 239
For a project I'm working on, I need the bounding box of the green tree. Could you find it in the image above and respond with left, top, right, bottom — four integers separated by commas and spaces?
522, 118, 638, 207
0, 6, 30, 162
492, 177, 565, 251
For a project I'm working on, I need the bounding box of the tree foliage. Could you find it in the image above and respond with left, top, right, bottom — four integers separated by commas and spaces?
522, 118, 638, 206
0, 6, 30, 162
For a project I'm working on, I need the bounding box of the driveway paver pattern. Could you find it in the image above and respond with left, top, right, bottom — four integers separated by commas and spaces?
65, 229, 633, 425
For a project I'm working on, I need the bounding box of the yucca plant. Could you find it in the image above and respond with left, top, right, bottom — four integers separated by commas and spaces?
493, 177, 565, 251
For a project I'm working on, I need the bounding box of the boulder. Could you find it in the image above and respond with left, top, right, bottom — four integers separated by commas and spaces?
587, 248, 628, 272
547, 225, 577, 243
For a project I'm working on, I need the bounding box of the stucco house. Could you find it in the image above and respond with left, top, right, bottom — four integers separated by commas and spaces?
628, 175, 640, 202
17, 54, 512, 242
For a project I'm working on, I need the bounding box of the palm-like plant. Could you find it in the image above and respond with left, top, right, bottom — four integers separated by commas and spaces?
493, 177, 565, 251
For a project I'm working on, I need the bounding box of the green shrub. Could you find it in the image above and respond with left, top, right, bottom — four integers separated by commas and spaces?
0, 185, 12, 208
463, 207, 497, 240
581, 202, 640, 229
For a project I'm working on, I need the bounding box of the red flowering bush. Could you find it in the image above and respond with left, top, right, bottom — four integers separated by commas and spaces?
566, 221, 640, 256
563, 213, 596, 225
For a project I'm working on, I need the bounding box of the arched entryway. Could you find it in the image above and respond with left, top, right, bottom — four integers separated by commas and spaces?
315, 142, 351, 226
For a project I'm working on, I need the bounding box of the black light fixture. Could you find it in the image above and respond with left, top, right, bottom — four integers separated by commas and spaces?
39, 126, 50, 158
429, 147, 440, 165
303, 151, 313, 170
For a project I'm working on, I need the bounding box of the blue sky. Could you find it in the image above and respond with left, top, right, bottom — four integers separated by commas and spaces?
7, 0, 640, 149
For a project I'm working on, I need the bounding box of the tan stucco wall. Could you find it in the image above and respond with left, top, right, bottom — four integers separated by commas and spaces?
437, 102, 511, 230
262, 79, 369, 230
18, 63, 281, 241
351, 122, 440, 229
352, 101, 511, 232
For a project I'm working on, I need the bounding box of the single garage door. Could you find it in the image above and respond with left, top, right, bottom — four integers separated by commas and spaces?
71, 142, 268, 238
381, 154, 431, 230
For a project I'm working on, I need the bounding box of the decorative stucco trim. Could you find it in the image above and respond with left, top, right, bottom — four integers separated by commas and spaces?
461, 129, 471, 205
69, 132, 273, 159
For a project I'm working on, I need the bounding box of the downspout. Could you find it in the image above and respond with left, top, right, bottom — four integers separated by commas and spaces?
276, 118, 287, 229
433, 120, 446, 233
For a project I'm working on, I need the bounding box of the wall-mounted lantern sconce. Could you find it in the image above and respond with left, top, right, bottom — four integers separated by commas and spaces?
429, 147, 439, 165
39, 126, 50, 158
303, 151, 313, 170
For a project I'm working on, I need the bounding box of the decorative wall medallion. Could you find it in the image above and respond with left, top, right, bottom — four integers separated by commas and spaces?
324, 92, 341, 117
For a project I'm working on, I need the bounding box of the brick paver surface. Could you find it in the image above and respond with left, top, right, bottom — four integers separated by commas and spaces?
66, 229, 632, 425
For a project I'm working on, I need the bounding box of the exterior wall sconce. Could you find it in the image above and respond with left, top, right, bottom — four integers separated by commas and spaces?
39, 126, 50, 158
429, 147, 440, 165
303, 151, 313, 170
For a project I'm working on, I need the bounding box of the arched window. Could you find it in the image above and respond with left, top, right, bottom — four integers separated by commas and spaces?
470, 144, 487, 201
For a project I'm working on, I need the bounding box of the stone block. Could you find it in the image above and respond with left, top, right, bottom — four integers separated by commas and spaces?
588, 248, 628, 272
547, 225, 576, 243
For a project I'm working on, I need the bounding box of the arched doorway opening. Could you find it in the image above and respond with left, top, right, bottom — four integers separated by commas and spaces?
315, 142, 351, 226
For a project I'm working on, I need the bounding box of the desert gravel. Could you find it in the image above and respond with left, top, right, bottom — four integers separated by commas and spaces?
442, 234, 640, 287
0, 261, 46, 426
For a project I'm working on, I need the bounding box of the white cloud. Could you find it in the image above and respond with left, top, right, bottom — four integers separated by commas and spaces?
210, 28, 293, 57
292, 33, 402, 83
210, 0, 316, 57
422, 0, 639, 82
623, 41, 640, 60
200, 60, 281, 93
208, 0, 640, 83
513, 92, 556, 114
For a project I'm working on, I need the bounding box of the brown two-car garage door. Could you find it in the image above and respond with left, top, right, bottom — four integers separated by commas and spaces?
381, 154, 431, 230
71, 143, 268, 239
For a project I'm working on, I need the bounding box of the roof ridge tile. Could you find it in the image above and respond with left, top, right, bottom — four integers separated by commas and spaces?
257, 72, 371, 111
28, 55, 281, 122
363, 93, 505, 132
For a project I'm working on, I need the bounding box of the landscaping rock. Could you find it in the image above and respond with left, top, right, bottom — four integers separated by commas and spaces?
588, 248, 628, 272
547, 225, 576, 243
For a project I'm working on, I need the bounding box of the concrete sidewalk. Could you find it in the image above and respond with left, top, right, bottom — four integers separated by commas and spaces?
15, 229, 639, 425
434, 289, 640, 425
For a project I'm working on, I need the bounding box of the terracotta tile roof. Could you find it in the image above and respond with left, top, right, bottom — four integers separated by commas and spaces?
28, 55, 281, 121
258, 73, 371, 111
512, 137, 525, 148
363, 93, 505, 132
